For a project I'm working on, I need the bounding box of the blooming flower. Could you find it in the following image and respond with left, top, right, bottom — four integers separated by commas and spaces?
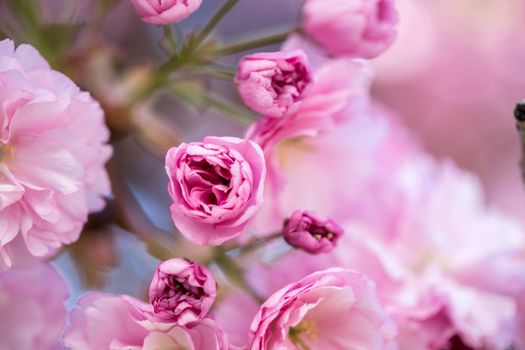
149, 258, 217, 326
0, 39, 112, 270
64, 292, 228, 350
249, 268, 396, 350
0, 263, 69, 350
236, 50, 312, 118
283, 210, 343, 254
130, 0, 202, 25
302, 0, 398, 58
337, 157, 525, 349
165, 136, 266, 245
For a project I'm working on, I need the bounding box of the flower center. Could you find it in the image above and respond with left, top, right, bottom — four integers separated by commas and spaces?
289, 319, 319, 350
0, 143, 13, 163
272, 62, 311, 103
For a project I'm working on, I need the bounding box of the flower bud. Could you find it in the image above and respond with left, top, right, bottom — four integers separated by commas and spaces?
236, 50, 312, 118
131, 0, 202, 25
149, 258, 217, 326
283, 210, 343, 254
302, 0, 398, 59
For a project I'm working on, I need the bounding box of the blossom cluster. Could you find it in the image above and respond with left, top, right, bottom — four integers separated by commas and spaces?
1, 0, 524, 349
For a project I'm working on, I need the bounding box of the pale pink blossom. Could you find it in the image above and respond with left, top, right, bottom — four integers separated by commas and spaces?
302, 0, 398, 58
337, 157, 525, 348
165, 136, 266, 245
64, 292, 228, 350
249, 268, 396, 350
236, 50, 312, 118
149, 258, 217, 326
244, 149, 525, 348
0, 39, 112, 270
130, 0, 202, 25
0, 263, 69, 350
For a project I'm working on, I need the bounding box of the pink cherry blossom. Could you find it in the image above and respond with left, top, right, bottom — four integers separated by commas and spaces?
64, 292, 228, 350
249, 268, 396, 350
336, 157, 525, 348
302, 0, 398, 59
165, 136, 266, 245
236, 50, 312, 118
0, 263, 69, 350
130, 0, 203, 25
0, 39, 112, 270
149, 258, 217, 326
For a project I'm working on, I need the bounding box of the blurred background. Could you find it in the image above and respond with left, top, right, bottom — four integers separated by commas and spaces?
2, 0, 525, 306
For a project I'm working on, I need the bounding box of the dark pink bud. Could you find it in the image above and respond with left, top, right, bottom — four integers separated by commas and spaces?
149, 258, 217, 326
283, 210, 343, 254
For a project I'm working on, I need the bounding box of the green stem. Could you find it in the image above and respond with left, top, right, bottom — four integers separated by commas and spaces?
215, 29, 295, 57
237, 232, 283, 256
162, 25, 179, 54
192, 0, 240, 49
214, 248, 264, 304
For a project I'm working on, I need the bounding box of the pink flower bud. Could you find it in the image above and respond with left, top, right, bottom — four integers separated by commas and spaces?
283, 210, 343, 254
302, 0, 398, 59
236, 50, 312, 118
130, 0, 203, 25
149, 258, 217, 326
165, 136, 266, 246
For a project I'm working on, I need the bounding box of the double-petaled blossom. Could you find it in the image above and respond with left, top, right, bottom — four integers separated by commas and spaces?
64, 292, 228, 350
165, 136, 266, 245
249, 268, 396, 350
236, 50, 312, 118
283, 210, 343, 254
0, 39, 112, 270
149, 258, 217, 326
251, 156, 525, 349
343, 158, 525, 349
0, 264, 69, 350
130, 0, 203, 25
302, 0, 398, 58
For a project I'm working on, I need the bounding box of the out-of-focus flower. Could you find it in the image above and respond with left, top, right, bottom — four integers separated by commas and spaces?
149, 258, 216, 326
249, 268, 396, 350
64, 292, 228, 350
0, 263, 69, 350
165, 136, 266, 246
236, 50, 312, 118
283, 210, 343, 254
302, 0, 398, 59
130, 0, 202, 25
338, 157, 525, 349
0, 39, 112, 270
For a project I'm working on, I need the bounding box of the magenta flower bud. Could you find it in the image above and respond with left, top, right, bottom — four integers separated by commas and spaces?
130, 0, 203, 25
149, 258, 217, 326
283, 210, 343, 254
302, 0, 398, 59
236, 50, 312, 118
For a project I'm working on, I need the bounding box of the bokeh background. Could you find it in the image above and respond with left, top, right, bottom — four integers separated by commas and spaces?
4, 0, 524, 309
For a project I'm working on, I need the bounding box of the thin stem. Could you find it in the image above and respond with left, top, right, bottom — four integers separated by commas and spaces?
161, 25, 179, 55
214, 247, 264, 304
237, 232, 283, 256
192, 0, 239, 49
170, 81, 257, 125
107, 158, 175, 261
215, 29, 295, 57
